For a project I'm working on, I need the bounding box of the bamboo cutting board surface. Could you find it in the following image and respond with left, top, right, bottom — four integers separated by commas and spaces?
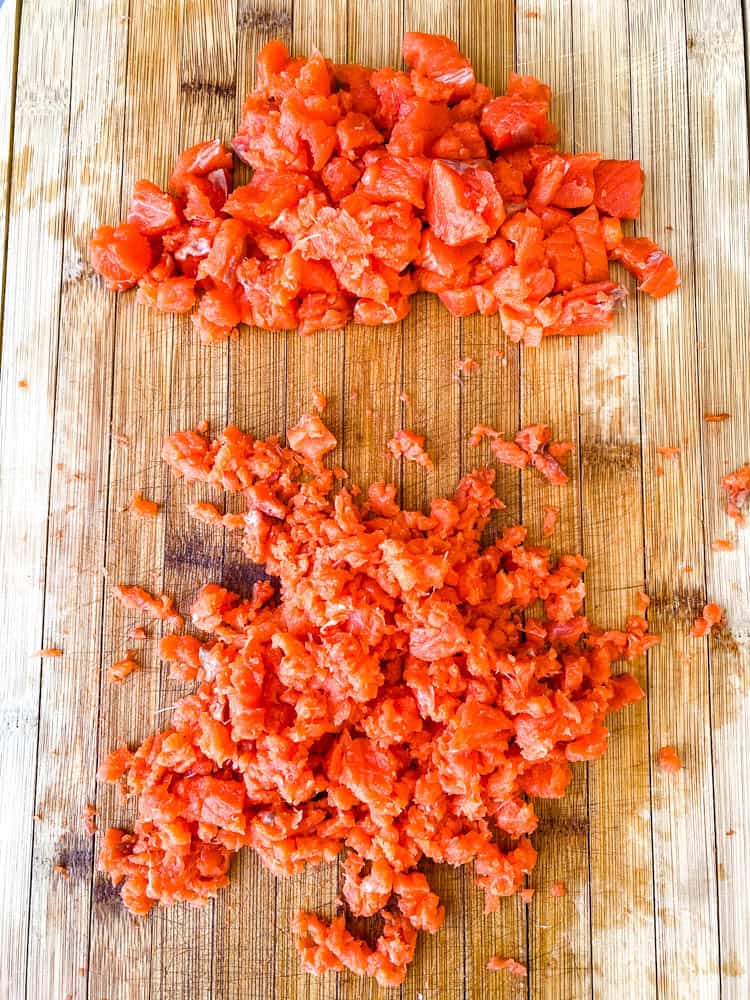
1, 1, 749, 998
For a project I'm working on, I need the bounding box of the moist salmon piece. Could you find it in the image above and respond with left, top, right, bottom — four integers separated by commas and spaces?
89, 223, 152, 291
127, 179, 182, 235
594, 159, 644, 219
610, 237, 680, 298
287, 413, 337, 461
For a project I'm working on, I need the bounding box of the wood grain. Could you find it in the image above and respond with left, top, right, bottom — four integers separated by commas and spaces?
1, 2, 748, 999
630, 2, 720, 997
516, 6, 594, 999
0, 0, 77, 994
24, 5, 129, 1000
684, 2, 750, 995
87, 3, 182, 998
572, 3, 657, 997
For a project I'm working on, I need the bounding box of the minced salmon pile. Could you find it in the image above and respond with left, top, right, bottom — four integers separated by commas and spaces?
98, 414, 655, 987
89, 32, 679, 345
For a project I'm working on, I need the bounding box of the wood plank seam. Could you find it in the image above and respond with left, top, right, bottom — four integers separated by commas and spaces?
678, 7, 725, 982
21, 1, 82, 994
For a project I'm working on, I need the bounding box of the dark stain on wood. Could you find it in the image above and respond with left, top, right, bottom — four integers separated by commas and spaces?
53, 833, 94, 880
647, 585, 705, 628
164, 530, 225, 575
221, 558, 278, 598
581, 439, 641, 474
535, 814, 590, 837
93, 873, 122, 909
237, 6, 292, 34
180, 78, 236, 100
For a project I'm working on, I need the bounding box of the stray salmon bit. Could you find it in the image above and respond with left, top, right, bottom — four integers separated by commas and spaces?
82, 803, 98, 836
112, 584, 184, 629
691, 601, 723, 637
399, 391, 412, 406
128, 491, 160, 518
95, 417, 656, 988
18, 378, 28, 389
32, 647, 63, 658
312, 390, 327, 413
658, 745, 682, 773
488, 956, 527, 975
542, 505, 559, 538
519, 887, 535, 904
127, 626, 148, 641
721, 463, 750, 524
549, 880, 567, 897
704, 412, 730, 423
387, 429, 434, 470
711, 539, 734, 552
655, 446, 680, 461
89, 34, 679, 349
108, 655, 140, 684
477, 422, 572, 485
53, 864, 70, 880
112, 433, 130, 448
196, 419, 210, 435
468, 423, 499, 448
456, 357, 479, 376
636, 590, 650, 611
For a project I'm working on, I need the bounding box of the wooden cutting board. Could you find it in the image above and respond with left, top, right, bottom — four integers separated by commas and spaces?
1, 1, 748, 998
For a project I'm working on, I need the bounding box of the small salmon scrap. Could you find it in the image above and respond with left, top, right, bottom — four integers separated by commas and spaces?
488, 956, 527, 975
721, 463, 750, 524
469, 422, 573, 484
711, 539, 734, 552
112, 584, 184, 628
658, 745, 682, 773
542, 505, 559, 538
456, 357, 480, 376
128, 491, 160, 518
690, 602, 723, 638
108, 655, 140, 684
387, 429, 434, 470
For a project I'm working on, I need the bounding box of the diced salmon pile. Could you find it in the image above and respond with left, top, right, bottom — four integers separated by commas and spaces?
89, 33, 679, 346
98, 415, 655, 987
